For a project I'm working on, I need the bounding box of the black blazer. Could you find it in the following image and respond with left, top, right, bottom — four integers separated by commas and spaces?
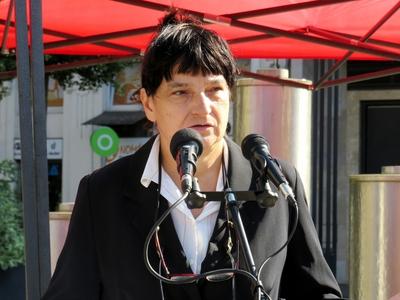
43, 137, 342, 300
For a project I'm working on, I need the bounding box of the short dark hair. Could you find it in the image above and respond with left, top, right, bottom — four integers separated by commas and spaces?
141, 10, 239, 96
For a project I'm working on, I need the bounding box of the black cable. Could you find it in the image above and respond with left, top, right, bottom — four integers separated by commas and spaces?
143, 190, 261, 286
153, 148, 163, 223
257, 195, 299, 282
145, 145, 265, 291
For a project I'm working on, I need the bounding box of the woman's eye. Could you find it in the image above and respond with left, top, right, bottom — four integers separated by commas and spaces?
208, 86, 223, 93
206, 87, 225, 97
172, 90, 187, 96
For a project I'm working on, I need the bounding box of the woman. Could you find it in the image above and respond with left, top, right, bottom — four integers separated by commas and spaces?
43, 10, 342, 300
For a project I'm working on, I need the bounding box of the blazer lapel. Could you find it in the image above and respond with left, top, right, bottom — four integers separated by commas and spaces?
225, 137, 253, 191
122, 135, 159, 238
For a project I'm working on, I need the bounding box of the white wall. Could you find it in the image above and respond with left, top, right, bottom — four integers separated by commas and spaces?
61, 85, 105, 203
0, 79, 18, 161
47, 107, 63, 138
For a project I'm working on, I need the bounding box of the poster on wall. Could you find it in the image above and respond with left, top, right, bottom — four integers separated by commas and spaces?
113, 63, 142, 106
47, 78, 64, 107
105, 137, 150, 164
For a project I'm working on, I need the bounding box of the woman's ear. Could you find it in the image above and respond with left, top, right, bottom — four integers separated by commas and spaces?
140, 88, 156, 122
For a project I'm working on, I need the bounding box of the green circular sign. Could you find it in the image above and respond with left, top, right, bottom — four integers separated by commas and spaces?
90, 127, 120, 157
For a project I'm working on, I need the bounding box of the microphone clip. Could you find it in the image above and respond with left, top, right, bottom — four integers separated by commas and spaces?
186, 176, 207, 209
255, 178, 279, 208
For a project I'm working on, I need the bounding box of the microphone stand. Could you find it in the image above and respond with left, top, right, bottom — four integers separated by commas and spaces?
224, 188, 267, 300
187, 178, 278, 299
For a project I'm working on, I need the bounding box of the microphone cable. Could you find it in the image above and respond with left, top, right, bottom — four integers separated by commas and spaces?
144, 150, 261, 288
143, 189, 261, 286
257, 195, 299, 284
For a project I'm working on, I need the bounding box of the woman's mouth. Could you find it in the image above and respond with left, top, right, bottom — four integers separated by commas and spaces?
190, 124, 212, 131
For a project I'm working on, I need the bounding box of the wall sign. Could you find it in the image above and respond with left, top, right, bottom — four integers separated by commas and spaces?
90, 127, 120, 157
14, 138, 63, 160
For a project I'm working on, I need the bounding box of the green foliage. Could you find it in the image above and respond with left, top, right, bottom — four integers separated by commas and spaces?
0, 53, 137, 100
0, 53, 16, 100
0, 160, 24, 270
0, 53, 17, 72
46, 55, 136, 91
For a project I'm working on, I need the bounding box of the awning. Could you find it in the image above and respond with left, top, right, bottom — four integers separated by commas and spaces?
1, 0, 400, 88
83, 110, 146, 126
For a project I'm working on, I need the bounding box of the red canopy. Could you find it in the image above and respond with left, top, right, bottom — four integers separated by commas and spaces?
2, 3, 400, 297
1, 0, 400, 60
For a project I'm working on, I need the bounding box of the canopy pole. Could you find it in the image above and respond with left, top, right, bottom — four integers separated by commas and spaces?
43, 25, 157, 50
224, 0, 356, 19
229, 19, 400, 61
240, 69, 313, 90
30, 0, 52, 293
14, 0, 42, 297
313, 0, 400, 89
319, 66, 400, 89
14, 0, 51, 298
312, 29, 400, 50
0, 19, 140, 53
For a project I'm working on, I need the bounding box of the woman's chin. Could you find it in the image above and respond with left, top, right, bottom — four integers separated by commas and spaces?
200, 136, 224, 154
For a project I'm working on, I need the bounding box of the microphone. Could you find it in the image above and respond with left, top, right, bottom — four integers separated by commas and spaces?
241, 134, 295, 201
170, 128, 203, 193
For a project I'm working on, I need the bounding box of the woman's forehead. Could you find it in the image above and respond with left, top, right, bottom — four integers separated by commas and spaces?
165, 71, 227, 85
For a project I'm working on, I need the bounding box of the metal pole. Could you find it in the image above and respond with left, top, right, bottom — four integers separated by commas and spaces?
224, 189, 266, 300
29, 0, 51, 294
318, 66, 400, 89
311, 28, 400, 50
0, 19, 140, 53
43, 25, 157, 50
240, 69, 313, 90
313, 0, 400, 88
14, 0, 42, 298
224, 0, 356, 19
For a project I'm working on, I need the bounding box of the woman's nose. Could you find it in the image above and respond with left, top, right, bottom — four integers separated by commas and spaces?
191, 92, 212, 115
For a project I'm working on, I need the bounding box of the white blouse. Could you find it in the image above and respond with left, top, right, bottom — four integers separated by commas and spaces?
140, 135, 227, 274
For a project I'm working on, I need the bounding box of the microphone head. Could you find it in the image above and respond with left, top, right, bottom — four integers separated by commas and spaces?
170, 128, 204, 158
241, 133, 270, 160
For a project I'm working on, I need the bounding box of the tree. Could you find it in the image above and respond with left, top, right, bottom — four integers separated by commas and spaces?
0, 53, 16, 100
0, 160, 24, 270
0, 53, 137, 101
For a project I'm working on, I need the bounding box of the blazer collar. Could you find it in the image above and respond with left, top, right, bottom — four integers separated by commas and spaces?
225, 136, 253, 191
122, 134, 157, 203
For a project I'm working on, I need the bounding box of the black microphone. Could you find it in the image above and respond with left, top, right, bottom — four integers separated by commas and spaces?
170, 128, 203, 193
241, 134, 295, 201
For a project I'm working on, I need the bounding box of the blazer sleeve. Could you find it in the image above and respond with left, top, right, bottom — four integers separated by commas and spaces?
42, 175, 101, 300
279, 163, 342, 299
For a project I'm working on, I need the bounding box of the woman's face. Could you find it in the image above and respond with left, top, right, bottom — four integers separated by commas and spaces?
141, 71, 230, 158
